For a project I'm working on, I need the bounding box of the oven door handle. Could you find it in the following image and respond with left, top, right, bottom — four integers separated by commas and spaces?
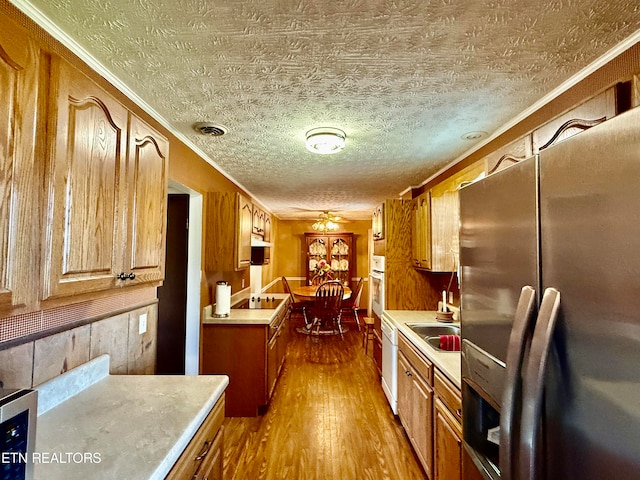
369, 271, 384, 280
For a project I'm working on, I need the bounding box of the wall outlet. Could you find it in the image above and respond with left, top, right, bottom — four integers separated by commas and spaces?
139, 313, 148, 335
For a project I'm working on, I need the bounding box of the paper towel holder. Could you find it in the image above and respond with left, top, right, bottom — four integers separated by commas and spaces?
213, 280, 231, 318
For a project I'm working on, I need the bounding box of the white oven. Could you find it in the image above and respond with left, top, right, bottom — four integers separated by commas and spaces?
370, 255, 385, 318
370, 255, 397, 413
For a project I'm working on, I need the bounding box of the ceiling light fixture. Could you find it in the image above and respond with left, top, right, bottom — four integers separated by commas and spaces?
312, 212, 340, 232
305, 127, 346, 155
460, 131, 488, 141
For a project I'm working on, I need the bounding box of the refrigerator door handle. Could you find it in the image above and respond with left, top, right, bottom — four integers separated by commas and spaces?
499, 285, 537, 480
519, 287, 561, 480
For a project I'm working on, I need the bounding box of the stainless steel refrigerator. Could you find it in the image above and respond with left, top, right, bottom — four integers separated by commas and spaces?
459, 106, 640, 480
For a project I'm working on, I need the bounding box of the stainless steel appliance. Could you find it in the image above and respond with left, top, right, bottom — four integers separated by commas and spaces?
380, 312, 398, 414
0, 388, 37, 480
459, 107, 640, 480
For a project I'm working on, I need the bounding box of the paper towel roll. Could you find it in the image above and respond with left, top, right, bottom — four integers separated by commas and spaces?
214, 281, 231, 317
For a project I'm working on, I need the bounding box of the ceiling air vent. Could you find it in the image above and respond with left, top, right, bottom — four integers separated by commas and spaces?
193, 122, 227, 136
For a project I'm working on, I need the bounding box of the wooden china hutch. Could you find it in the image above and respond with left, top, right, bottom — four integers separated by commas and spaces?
305, 233, 353, 286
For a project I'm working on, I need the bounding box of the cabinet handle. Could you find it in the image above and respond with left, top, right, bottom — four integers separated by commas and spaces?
405, 371, 412, 377
116, 272, 136, 280
194, 440, 211, 461
456, 408, 462, 418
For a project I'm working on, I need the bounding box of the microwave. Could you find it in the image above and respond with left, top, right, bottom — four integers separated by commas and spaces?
1, 388, 37, 480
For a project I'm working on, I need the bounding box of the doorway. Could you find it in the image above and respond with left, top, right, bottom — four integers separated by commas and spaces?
156, 181, 202, 375
157, 194, 190, 374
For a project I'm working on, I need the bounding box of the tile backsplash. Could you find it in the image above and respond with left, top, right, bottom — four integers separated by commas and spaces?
0, 304, 157, 389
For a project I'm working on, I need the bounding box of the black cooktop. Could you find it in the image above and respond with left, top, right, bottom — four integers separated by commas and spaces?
232, 297, 284, 309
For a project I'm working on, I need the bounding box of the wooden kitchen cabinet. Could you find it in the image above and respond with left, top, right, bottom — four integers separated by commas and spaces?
166, 395, 225, 480
0, 16, 43, 315
263, 211, 272, 242
251, 205, 272, 241
252, 206, 265, 236
305, 232, 353, 286
482, 135, 533, 176
122, 115, 169, 284
372, 202, 385, 241
202, 298, 290, 417
398, 333, 464, 480
44, 58, 168, 300
434, 369, 463, 480
267, 309, 289, 398
413, 162, 484, 273
411, 193, 431, 270
532, 88, 617, 153
205, 192, 253, 271
397, 333, 434, 478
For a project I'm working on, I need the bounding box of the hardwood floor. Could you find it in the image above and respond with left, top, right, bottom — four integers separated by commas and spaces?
223, 315, 427, 480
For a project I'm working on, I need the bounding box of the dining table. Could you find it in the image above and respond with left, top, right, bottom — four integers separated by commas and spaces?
292, 285, 352, 302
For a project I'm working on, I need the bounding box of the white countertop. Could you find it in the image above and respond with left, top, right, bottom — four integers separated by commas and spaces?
383, 310, 461, 388
203, 293, 290, 325
33, 356, 228, 480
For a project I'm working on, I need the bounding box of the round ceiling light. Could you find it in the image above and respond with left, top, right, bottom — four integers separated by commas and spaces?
305, 127, 346, 155
460, 131, 488, 141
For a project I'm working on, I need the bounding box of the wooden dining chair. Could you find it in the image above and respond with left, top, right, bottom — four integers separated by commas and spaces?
340, 277, 363, 330
282, 276, 311, 327
310, 280, 345, 336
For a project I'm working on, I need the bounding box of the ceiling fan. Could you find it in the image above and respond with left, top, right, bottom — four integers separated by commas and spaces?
311, 211, 348, 231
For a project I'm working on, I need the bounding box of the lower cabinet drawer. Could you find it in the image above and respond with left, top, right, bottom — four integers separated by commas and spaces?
194, 426, 224, 480
434, 369, 462, 423
166, 395, 225, 479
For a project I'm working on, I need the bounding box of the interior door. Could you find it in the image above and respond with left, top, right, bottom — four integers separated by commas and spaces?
157, 194, 189, 374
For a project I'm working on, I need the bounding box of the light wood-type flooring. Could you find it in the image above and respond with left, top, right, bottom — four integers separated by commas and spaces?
223, 315, 427, 480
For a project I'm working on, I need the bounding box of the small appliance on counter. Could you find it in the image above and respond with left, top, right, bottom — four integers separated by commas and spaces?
214, 281, 231, 317
0, 388, 37, 480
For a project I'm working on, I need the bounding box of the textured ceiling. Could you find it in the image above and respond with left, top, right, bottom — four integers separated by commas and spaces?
14, 0, 640, 220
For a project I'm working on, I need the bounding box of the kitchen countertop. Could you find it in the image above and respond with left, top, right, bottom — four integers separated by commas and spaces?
203, 293, 290, 325
383, 310, 461, 388
34, 355, 228, 480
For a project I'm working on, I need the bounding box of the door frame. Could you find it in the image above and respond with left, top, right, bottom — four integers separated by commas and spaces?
167, 179, 202, 375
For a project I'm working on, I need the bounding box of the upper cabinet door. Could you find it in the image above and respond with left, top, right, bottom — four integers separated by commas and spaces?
372, 203, 385, 240
263, 213, 272, 243
44, 59, 129, 300
124, 115, 168, 283
0, 17, 41, 314
236, 193, 253, 270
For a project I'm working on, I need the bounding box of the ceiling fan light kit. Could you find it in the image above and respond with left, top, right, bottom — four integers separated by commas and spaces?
312, 212, 341, 231
305, 127, 346, 155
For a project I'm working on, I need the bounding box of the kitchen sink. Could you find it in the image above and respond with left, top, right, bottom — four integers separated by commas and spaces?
406, 323, 461, 352
425, 336, 459, 352
406, 323, 460, 337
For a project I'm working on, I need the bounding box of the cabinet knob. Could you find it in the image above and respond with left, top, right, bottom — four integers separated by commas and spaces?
128, 272, 136, 280
117, 272, 127, 280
